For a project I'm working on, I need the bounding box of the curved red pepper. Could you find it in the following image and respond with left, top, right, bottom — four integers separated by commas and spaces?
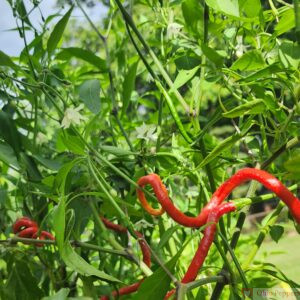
99, 217, 151, 299
12, 217, 54, 247
137, 168, 300, 227
137, 168, 300, 298
100, 280, 144, 300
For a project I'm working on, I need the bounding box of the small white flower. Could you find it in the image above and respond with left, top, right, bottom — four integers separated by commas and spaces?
167, 22, 183, 39
36, 132, 48, 145
136, 123, 158, 142
61, 104, 87, 129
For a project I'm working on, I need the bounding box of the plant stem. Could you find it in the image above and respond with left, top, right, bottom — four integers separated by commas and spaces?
241, 202, 285, 270
75, 0, 134, 152
186, 275, 225, 291
88, 200, 124, 251
113, 0, 190, 114
234, 184, 298, 209
0, 237, 128, 256
218, 232, 249, 289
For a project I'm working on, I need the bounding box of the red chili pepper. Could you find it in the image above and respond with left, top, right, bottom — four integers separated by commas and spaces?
13, 217, 38, 234
137, 168, 300, 227
100, 280, 144, 300
12, 216, 54, 247
99, 217, 151, 299
137, 168, 300, 298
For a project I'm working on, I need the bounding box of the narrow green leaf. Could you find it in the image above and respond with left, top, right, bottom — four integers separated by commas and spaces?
182, 0, 204, 38
32, 155, 62, 171
196, 134, 242, 169
122, 60, 138, 114
173, 66, 200, 90
15, 0, 32, 27
0, 50, 19, 69
157, 225, 180, 250
56, 47, 107, 71
222, 99, 266, 118
239, 64, 282, 82
0, 142, 20, 169
201, 44, 224, 67
54, 159, 82, 194
79, 79, 101, 114
53, 195, 120, 282
0, 111, 22, 154
41, 288, 70, 300
231, 50, 266, 71
47, 7, 73, 55
132, 246, 185, 300
278, 41, 300, 69
275, 8, 295, 36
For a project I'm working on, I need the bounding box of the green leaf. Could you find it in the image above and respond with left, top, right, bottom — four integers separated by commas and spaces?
2, 260, 44, 300
15, 0, 32, 27
53, 195, 120, 282
78, 79, 101, 114
275, 8, 295, 36
269, 225, 284, 243
0, 50, 19, 69
132, 246, 184, 300
54, 158, 82, 194
42, 288, 70, 300
19, 153, 42, 182
196, 134, 243, 169
0, 110, 22, 154
201, 44, 224, 67
279, 41, 300, 69
61, 131, 86, 155
222, 99, 266, 118
173, 66, 200, 90
0, 142, 20, 169
122, 60, 138, 114
47, 7, 73, 55
284, 154, 300, 178
32, 155, 62, 171
231, 50, 266, 71
239, 64, 282, 82
239, 0, 261, 18
157, 225, 180, 250
182, 0, 204, 38
56, 47, 107, 71
206, 0, 240, 17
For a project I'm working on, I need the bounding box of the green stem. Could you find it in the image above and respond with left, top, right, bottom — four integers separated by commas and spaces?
155, 80, 192, 144
218, 232, 249, 289
75, 0, 134, 152
241, 202, 285, 270
113, 0, 190, 114
88, 200, 124, 251
1, 237, 128, 256
186, 275, 225, 291
214, 238, 237, 290
234, 184, 298, 209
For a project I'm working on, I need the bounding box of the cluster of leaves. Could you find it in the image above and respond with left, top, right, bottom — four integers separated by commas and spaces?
0, 0, 299, 299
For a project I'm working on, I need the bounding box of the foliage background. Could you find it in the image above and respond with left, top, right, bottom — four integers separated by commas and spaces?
0, 0, 300, 299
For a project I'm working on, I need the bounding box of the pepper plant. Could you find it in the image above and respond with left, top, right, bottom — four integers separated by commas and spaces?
0, 0, 300, 299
